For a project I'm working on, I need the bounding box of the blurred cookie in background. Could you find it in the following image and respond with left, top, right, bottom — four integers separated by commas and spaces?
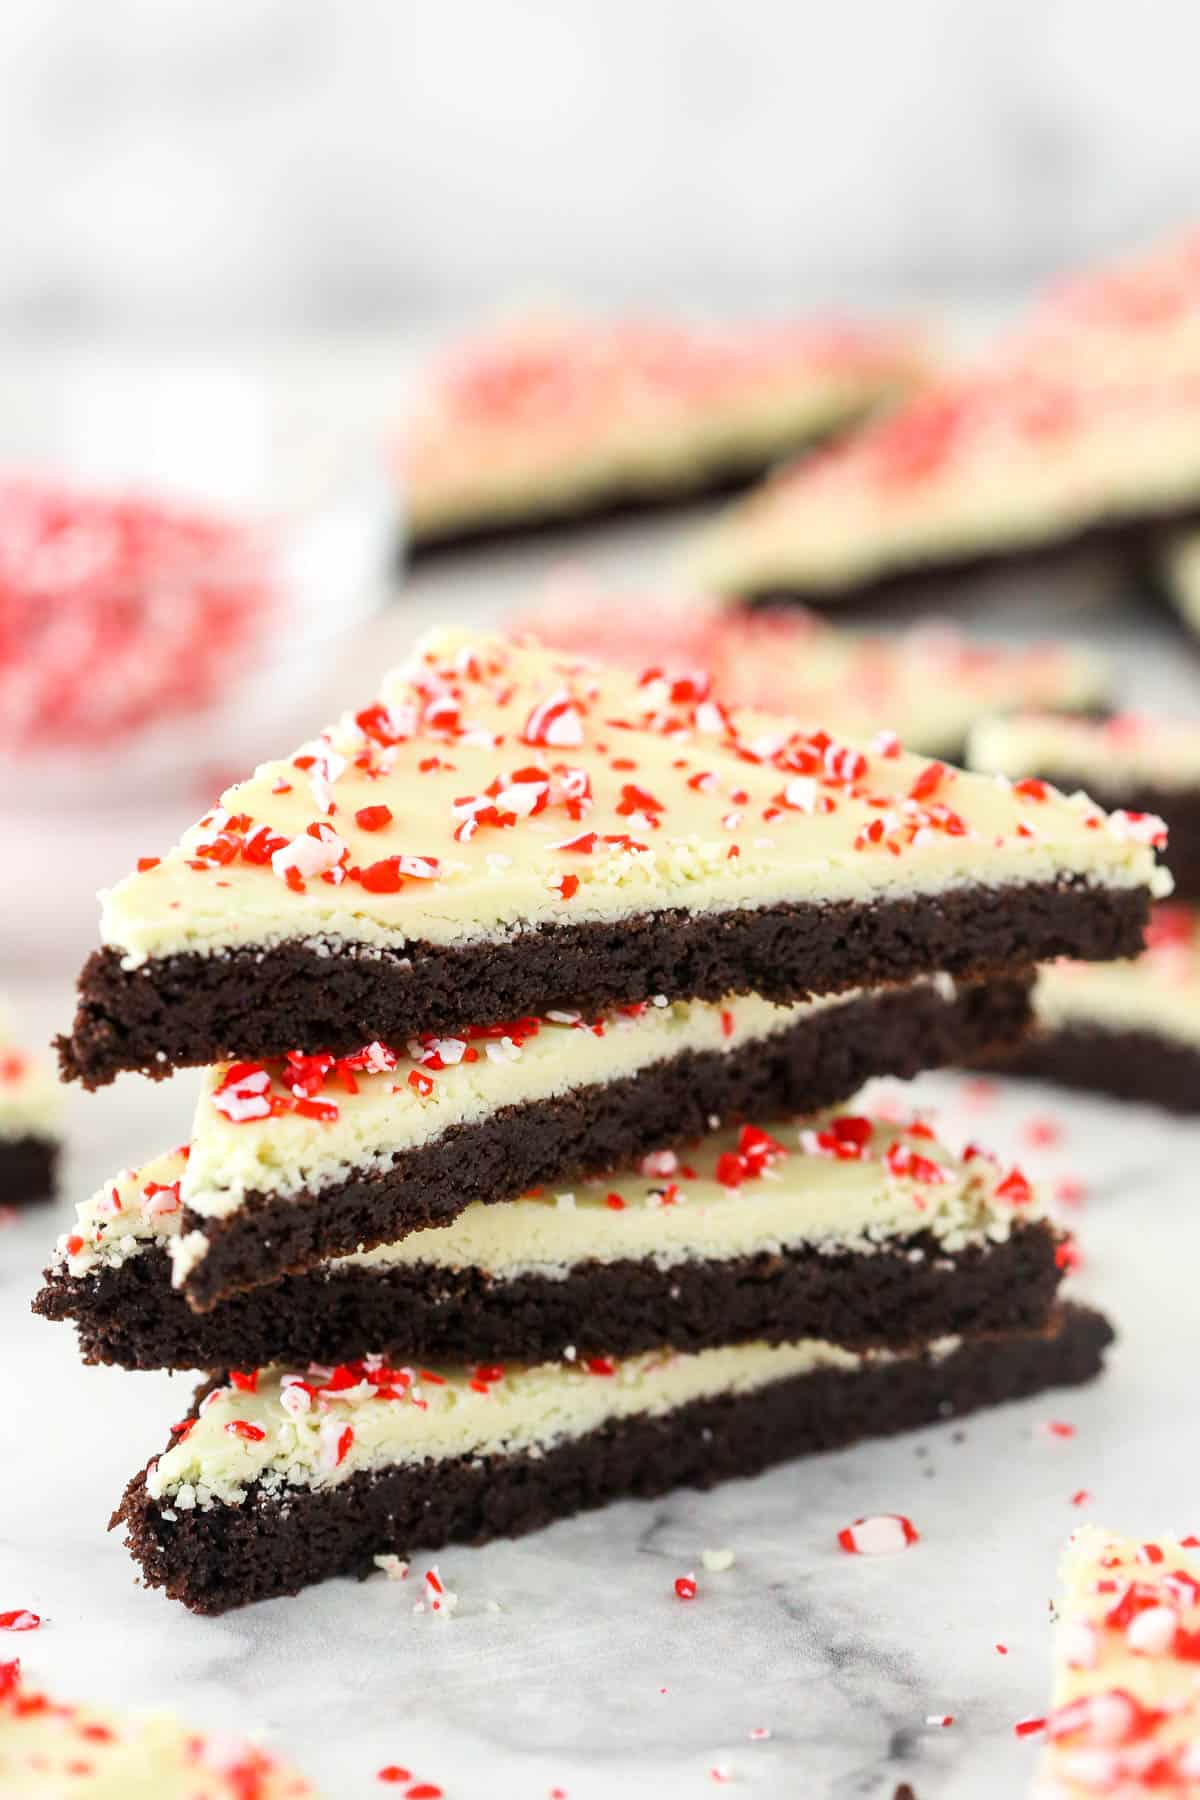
0, 1001, 60, 1208
0, 1657, 318, 1797
683, 364, 1200, 616
969, 710, 1200, 1111
397, 308, 928, 557
969, 711, 1200, 901
512, 574, 1113, 763
984, 903, 1200, 1115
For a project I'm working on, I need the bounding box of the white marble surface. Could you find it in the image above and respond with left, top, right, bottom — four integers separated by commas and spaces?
2, 517, 1200, 1799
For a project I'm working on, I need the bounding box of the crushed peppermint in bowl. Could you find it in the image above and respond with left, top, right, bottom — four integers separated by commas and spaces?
0, 446, 392, 803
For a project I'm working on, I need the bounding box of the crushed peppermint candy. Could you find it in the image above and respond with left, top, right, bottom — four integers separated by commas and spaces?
702, 1547, 737, 1573
837, 1515, 920, 1556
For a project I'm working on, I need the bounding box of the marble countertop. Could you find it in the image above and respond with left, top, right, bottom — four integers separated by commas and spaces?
2, 512, 1199, 1799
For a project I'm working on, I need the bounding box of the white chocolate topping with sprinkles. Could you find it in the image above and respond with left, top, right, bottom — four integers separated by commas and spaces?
686, 368, 1200, 598
146, 1333, 960, 1511
0, 1005, 60, 1143
0, 1661, 317, 1797
99, 628, 1167, 969
1032, 905, 1200, 1050
1035, 1524, 1200, 1797
513, 586, 1113, 762
400, 311, 925, 537
970, 713, 1200, 792
181, 987, 855, 1219
53, 1104, 1042, 1284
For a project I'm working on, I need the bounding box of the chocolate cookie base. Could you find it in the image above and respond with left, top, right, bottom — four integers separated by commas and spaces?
57, 879, 1147, 1088
404, 415, 866, 564
732, 498, 1200, 618
162, 976, 1034, 1312
0, 1136, 59, 1208
36, 1215, 1063, 1373
114, 1303, 1112, 1615
989, 1023, 1200, 1114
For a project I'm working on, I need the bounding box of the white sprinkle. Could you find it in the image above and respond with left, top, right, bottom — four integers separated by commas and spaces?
373, 1554, 409, 1582
702, 1547, 736, 1573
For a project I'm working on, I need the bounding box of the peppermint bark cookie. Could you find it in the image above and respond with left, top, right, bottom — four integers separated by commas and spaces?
58, 976, 1035, 1311
685, 367, 1200, 613
991, 906, 1200, 1114
0, 1008, 60, 1207
115, 1304, 1111, 1615
1157, 530, 1200, 645
38, 1104, 1065, 1367
59, 629, 1167, 1087
399, 311, 926, 554
511, 586, 1113, 764
969, 713, 1200, 902
0, 1658, 317, 1797
1033, 1524, 1200, 1797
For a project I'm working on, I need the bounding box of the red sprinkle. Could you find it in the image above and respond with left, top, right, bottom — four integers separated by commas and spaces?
359, 858, 405, 894
0, 1611, 39, 1632
674, 1573, 697, 1602
356, 805, 394, 832
224, 1420, 267, 1443
1013, 1716, 1046, 1738
909, 760, 947, 801
377, 1771, 411, 1786
1023, 1115, 1062, 1148
995, 1167, 1033, 1206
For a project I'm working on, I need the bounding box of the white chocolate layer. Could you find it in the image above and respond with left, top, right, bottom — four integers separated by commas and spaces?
400, 312, 925, 537
687, 371, 1200, 598
0, 1667, 316, 1798
970, 713, 1200, 792
1037, 1525, 1200, 1798
146, 1333, 958, 1511
54, 1105, 1037, 1284
97, 629, 1167, 970
1032, 906, 1200, 1049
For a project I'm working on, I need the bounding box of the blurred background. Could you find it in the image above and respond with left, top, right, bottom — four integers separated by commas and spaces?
3, 0, 1200, 329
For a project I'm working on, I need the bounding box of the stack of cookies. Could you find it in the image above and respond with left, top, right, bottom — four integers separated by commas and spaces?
40, 628, 1167, 1613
